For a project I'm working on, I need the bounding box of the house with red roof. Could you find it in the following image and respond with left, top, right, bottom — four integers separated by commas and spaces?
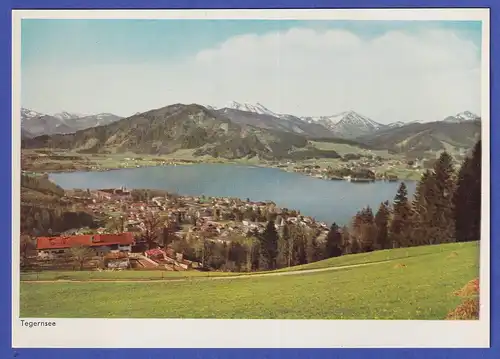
36, 232, 135, 259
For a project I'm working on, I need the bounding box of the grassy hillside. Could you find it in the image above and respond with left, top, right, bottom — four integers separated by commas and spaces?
20, 241, 479, 319
309, 140, 394, 158
357, 120, 481, 156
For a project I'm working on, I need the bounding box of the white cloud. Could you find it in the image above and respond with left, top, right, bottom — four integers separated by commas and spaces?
21, 27, 481, 123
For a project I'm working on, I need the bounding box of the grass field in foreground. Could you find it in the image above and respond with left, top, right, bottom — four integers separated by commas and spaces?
20, 268, 239, 281
20, 242, 479, 319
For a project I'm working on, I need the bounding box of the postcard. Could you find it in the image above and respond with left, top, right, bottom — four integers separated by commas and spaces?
12, 8, 490, 348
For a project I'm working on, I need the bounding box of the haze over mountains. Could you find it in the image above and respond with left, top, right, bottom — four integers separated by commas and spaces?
21, 101, 480, 140
21, 108, 123, 137
21, 101, 481, 160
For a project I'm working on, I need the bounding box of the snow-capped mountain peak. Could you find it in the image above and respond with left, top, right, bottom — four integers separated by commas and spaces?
21, 108, 123, 136
443, 111, 480, 123
300, 110, 385, 138
306, 110, 382, 128
21, 107, 44, 121
221, 101, 282, 118
53, 111, 88, 121
456, 111, 480, 122
335, 111, 384, 130
387, 121, 406, 128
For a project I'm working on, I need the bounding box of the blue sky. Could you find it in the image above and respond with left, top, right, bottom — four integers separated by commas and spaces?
21, 19, 482, 67
21, 19, 483, 123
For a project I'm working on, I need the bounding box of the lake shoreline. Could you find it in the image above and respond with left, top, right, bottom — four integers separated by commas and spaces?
22, 148, 425, 181
24, 159, 419, 182
47, 164, 418, 225
27, 162, 407, 183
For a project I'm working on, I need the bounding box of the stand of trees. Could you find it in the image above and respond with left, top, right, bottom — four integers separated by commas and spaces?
346, 141, 481, 252
21, 174, 65, 197
21, 204, 99, 236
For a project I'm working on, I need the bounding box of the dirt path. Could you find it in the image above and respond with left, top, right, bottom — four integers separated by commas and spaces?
22, 259, 394, 284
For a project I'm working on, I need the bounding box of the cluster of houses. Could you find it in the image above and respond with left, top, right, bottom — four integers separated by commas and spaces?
35, 231, 201, 271
36, 232, 135, 268
282, 156, 427, 181
31, 187, 332, 271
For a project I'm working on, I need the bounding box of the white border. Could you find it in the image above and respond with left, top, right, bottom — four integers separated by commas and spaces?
12, 9, 490, 349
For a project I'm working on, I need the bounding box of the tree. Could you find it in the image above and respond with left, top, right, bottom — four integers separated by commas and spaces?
325, 223, 343, 258
20, 234, 35, 267
258, 220, 279, 270
286, 224, 296, 267
294, 225, 308, 265
306, 230, 322, 263
411, 170, 437, 246
429, 151, 456, 243
277, 223, 291, 268
350, 237, 361, 254
162, 221, 178, 247
70, 245, 95, 271
389, 182, 413, 248
227, 240, 247, 271
350, 207, 377, 253
357, 206, 377, 252
142, 212, 162, 249
106, 213, 126, 233
454, 140, 481, 242
243, 236, 259, 272
374, 201, 390, 250
194, 239, 211, 268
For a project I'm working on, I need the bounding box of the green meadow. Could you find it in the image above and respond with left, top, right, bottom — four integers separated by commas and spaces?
20, 241, 479, 319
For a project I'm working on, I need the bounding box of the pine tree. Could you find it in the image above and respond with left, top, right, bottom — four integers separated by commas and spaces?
374, 201, 390, 250
389, 182, 413, 248
411, 170, 437, 245
359, 206, 377, 252
258, 220, 279, 270
325, 222, 343, 258
351, 207, 377, 252
454, 141, 481, 242
429, 151, 456, 243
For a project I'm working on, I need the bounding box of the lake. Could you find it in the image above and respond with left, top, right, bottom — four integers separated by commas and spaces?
49, 164, 417, 225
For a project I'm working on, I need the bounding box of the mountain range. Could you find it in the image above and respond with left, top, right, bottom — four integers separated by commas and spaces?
22, 104, 332, 161
21, 102, 481, 160
207, 101, 480, 139
21, 108, 123, 137
21, 102, 480, 141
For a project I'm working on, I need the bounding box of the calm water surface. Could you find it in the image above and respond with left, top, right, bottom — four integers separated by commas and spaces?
49, 164, 416, 225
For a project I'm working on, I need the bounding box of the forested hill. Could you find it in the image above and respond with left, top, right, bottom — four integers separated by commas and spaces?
21, 104, 337, 160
